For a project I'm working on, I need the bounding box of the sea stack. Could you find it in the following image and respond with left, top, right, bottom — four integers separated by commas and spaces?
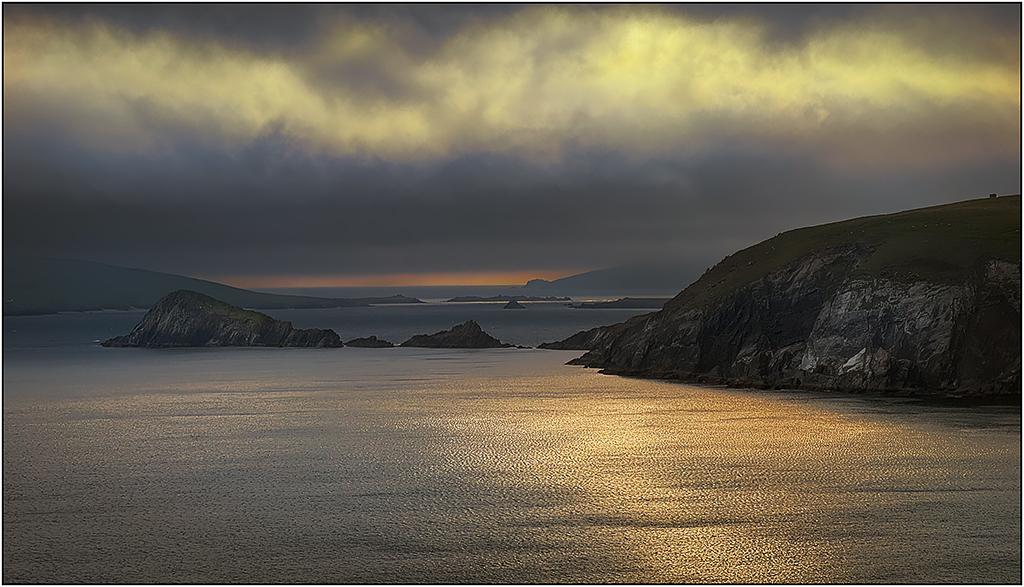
504, 299, 526, 309
400, 320, 511, 348
101, 290, 343, 348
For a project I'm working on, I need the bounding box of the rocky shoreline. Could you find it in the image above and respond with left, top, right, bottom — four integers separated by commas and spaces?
544, 197, 1022, 399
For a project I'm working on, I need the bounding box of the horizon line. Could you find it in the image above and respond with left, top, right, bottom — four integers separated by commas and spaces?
203, 269, 590, 289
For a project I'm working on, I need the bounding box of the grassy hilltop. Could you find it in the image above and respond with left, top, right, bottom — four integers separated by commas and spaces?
669, 195, 1021, 311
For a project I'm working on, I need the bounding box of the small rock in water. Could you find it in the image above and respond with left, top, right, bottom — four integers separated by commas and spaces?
400, 320, 512, 348
345, 335, 394, 348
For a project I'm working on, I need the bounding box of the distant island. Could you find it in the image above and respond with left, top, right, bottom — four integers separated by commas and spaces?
4, 255, 422, 316
400, 321, 512, 348
345, 335, 395, 348
445, 295, 570, 303
101, 292, 520, 351
101, 290, 343, 348
543, 196, 1021, 398
572, 297, 669, 309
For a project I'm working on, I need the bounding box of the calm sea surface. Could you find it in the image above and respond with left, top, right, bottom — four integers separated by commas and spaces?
3, 304, 1021, 583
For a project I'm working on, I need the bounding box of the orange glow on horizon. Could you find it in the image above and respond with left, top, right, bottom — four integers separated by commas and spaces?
203, 270, 587, 289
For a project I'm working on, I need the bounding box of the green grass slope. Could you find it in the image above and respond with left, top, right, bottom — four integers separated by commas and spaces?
667, 195, 1021, 312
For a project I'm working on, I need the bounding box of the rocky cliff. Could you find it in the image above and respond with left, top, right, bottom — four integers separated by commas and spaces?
102, 290, 342, 348
547, 196, 1021, 397
400, 321, 511, 348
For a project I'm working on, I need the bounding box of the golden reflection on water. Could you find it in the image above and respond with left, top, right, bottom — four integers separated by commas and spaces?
392, 364, 1019, 583
4, 349, 1020, 583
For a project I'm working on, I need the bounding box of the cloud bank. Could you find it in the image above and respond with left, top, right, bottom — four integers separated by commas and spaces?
3, 4, 1020, 285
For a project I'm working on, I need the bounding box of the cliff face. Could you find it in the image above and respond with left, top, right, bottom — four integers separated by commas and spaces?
555, 196, 1021, 397
400, 321, 511, 348
101, 290, 342, 348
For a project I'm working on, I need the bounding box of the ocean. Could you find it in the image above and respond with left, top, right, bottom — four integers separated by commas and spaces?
3, 301, 1021, 583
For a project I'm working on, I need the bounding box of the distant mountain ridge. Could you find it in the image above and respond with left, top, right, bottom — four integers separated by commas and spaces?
3, 255, 421, 315
524, 261, 707, 296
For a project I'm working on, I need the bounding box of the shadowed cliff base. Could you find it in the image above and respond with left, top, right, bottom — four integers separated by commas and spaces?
543, 196, 1022, 399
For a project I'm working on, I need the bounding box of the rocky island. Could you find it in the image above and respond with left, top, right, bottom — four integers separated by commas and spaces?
400, 320, 512, 348
101, 290, 342, 348
543, 196, 1021, 398
345, 335, 395, 348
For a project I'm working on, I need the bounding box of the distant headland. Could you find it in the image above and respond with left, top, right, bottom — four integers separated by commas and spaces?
542, 195, 1022, 399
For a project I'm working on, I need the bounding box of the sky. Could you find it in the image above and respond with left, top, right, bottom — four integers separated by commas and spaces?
3, 3, 1021, 288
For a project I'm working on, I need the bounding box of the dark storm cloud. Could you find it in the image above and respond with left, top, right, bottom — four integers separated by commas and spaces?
12, 4, 1016, 50
3, 4, 1020, 283
5, 127, 1018, 278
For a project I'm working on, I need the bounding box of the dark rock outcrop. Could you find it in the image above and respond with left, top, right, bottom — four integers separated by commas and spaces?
345, 335, 394, 348
400, 320, 511, 348
504, 300, 526, 309
101, 290, 342, 348
547, 196, 1022, 397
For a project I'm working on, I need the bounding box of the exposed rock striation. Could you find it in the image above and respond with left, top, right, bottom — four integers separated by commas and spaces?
547, 196, 1021, 397
101, 290, 342, 348
400, 320, 511, 348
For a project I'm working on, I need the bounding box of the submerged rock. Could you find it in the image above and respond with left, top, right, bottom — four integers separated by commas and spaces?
400, 320, 511, 348
345, 335, 394, 348
101, 290, 342, 348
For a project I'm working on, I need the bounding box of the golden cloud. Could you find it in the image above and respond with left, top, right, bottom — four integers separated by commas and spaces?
3, 7, 1020, 166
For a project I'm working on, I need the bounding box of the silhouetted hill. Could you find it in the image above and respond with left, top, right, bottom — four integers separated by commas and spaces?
3, 255, 421, 315
524, 261, 707, 296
